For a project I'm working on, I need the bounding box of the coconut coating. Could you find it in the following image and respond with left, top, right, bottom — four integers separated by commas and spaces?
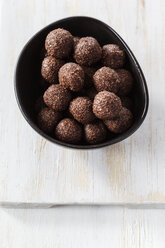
38, 107, 62, 134
93, 91, 122, 120
120, 96, 133, 110
104, 107, 133, 133
73, 36, 80, 48
43, 84, 71, 111
74, 37, 102, 66
55, 118, 82, 144
69, 97, 95, 124
116, 69, 133, 96
41, 56, 64, 83
85, 121, 107, 144
82, 66, 96, 88
35, 96, 46, 113
86, 87, 97, 100
59, 62, 85, 92
93, 66, 120, 93
102, 44, 125, 69
45, 28, 73, 59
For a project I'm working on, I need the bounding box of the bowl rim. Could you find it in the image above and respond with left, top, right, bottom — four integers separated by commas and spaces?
14, 16, 149, 150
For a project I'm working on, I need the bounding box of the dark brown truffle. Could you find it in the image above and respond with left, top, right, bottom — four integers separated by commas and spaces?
102, 44, 125, 69
69, 97, 95, 124
43, 84, 71, 111
55, 118, 82, 144
104, 107, 133, 133
59, 62, 84, 92
74, 37, 102, 66
93, 91, 122, 120
85, 121, 107, 144
35, 96, 46, 113
120, 96, 133, 110
45, 28, 73, 59
73, 36, 80, 48
116, 69, 133, 96
38, 107, 61, 134
82, 66, 96, 88
41, 56, 64, 83
86, 87, 97, 100
93, 66, 120, 93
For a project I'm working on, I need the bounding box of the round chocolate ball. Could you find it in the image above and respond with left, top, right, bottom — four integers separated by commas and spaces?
104, 107, 133, 133
102, 44, 125, 69
93, 91, 122, 120
74, 37, 102, 66
55, 118, 82, 144
35, 96, 46, 113
120, 96, 133, 110
73, 36, 80, 48
93, 66, 120, 93
69, 97, 95, 124
85, 121, 107, 144
38, 107, 61, 134
45, 28, 73, 59
86, 87, 97, 100
59, 62, 84, 92
116, 69, 133, 96
43, 84, 71, 111
82, 66, 96, 88
41, 56, 64, 83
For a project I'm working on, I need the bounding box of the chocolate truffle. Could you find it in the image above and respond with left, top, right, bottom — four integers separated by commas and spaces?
38, 107, 61, 134
116, 69, 133, 96
35, 96, 46, 113
86, 87, 97, 100
74, 37, 102, 66
43, 84, 71, 111
55, 118, 82, 144
93, 66, 120, 93
93, 91, 122, 120
45, 28, 73, 59
73, 36, 80, 48
41, 56, 64, 83
59, 62, 84, 92
120, 96, 133, 110
82, 66, 96, 88
69, 97, 95, 124
102, 44, 125, 69
104, 107, 133, 133
85, 121, 107, 144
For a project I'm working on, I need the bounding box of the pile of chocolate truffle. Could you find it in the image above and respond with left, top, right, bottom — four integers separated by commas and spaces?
35, 28, 134, 145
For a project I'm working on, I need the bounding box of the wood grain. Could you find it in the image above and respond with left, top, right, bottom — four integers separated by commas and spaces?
0, 0, 165, 205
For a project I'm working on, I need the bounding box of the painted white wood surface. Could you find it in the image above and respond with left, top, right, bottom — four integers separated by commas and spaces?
0, 0, 165, 205
0, 207, 165, 248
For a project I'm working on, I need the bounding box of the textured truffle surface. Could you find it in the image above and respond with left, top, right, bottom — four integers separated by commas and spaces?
74, 37, 102, 66
116, 69, 133, 96
59, 62, 84, 92
69, 97, 95, 124
45, 28, 73, 58
55, 118, 82, 144
73, 36, 80, 48
38, 107, 61, 134
85, 121, 107, 144
93, 66, 120, 93
43, 84, 71, 111
104, 107, 133, 133
82, 66, 96, 88
41, 56, 64, 83
102, 44, 125, 69
120, 96, 133, 110
35, 96, 46, 113
93, 91, 122, 120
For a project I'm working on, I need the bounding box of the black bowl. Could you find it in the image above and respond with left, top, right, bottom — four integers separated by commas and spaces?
14, 16, 149, 149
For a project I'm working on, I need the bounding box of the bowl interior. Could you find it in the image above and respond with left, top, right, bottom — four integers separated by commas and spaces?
15, 16, 148, 149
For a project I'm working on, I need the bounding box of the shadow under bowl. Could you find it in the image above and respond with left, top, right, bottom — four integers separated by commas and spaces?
14, 16, 149, 149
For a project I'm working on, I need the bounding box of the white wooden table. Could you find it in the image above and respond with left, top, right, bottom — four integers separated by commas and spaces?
0, 0, 165, 246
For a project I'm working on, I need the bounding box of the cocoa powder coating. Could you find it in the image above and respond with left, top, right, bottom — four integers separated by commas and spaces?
45, 28, 73, 58
74, 37, 102, 66
85, 121, 107, 144
43, 84, 71, 111
55, 118, 82, 144
93, 91, 122, 120
116, 69, 133, 96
